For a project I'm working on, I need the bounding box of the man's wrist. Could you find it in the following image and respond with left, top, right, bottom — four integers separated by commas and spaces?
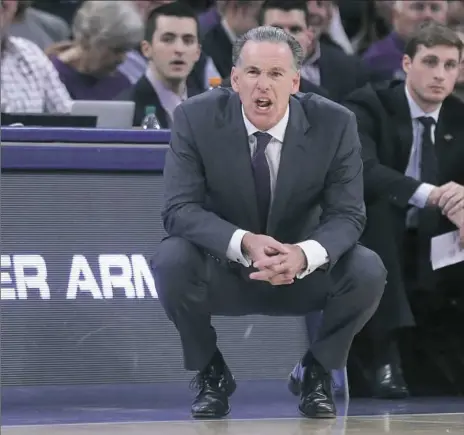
296, 245, 307, 273
241, 232, 254, 256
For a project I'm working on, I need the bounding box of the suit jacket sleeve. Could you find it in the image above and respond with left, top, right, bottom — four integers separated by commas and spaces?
344, 101, 421, 207
309, 112, 366, 269
161, 104, 240, 256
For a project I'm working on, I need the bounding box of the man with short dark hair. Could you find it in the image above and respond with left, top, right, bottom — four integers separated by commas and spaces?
152, 25, 386, 419
344, 21, 464, 398
117, 1, 203, 127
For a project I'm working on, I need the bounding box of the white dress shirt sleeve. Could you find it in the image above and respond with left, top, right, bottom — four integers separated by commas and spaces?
226, 229, 251, 267
408, 183, 435, 208
295, 240, 329, 279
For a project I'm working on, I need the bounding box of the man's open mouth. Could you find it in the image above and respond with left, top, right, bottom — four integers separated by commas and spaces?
255, 98, 272, 110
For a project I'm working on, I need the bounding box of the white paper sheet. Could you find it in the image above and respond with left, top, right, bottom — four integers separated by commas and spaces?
430, 230, 464, 270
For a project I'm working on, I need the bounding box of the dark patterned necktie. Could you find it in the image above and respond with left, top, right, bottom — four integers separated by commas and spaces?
416, 116, 439, 290
252, 132, 272, 233
417, 116, 438, 184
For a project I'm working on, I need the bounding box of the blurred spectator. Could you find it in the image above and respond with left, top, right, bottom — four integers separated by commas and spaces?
374, 0, 395, 28
48, 1, 143, 100
344, 22, 464, 398
451, 24, 464, 101
201, 0, 263, 78
117, 1, 202, 127
363, 0, 448, 82
1, 0, 72, 113
198, 1, 220, 37
8, 0, 70, 50
118, 0, 176, 85
258, 0, 367, 102
337, 0, 391, 55
448, 0, 464, 25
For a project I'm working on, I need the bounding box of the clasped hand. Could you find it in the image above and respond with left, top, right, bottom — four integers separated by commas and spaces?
241, 233, 307, 285
429, 182, 464, 245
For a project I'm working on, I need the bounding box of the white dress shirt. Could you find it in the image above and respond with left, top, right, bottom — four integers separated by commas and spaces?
404, 86, 441, 225
225, 106, 329, 279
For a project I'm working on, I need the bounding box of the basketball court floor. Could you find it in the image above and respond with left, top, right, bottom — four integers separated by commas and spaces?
2, 381, 464, 434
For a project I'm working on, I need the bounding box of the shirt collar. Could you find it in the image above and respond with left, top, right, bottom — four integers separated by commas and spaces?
145, 67, 187, 101
304, 41, 321, 66
405, 84, 441, 123
241, 104, 289, 142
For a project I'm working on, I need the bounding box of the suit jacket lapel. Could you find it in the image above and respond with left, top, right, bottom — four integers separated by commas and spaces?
134, 77, 169, 128
267, 97, 311, 234
218, 92, 261, 230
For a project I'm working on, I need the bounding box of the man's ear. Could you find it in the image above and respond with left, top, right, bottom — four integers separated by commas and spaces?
231, 66, 239, 92
141, 40, 152, 60
402, 54, 412, 75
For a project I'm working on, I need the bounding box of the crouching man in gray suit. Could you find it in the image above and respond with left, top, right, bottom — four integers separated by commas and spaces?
152, 26, 386, 420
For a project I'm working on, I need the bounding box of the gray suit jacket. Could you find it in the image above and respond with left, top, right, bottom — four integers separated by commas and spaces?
162, 88, 365, 270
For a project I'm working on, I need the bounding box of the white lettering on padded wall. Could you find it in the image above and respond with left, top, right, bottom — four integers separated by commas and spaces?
0, 255, 158, 299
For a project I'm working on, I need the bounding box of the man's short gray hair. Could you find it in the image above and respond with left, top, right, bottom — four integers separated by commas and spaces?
232, 26, 304, 71
73, 1, 144, 51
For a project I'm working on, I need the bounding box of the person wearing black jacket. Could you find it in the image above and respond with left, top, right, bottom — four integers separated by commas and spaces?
343, 22, 464, 398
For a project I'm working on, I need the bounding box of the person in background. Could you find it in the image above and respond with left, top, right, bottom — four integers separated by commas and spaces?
344, 22, 464, 398
447, 0, 464, 25
117, 0, 176, 85
363, 0, 448, 82
117, 1, 202, 127
0, 0, 72, 113
8, 0, 70, 51
48, 1, 143, 100
118, 0, 220, 94
451, 24, 464, 102
201, 0, 263, 78
197, 0, 220, 38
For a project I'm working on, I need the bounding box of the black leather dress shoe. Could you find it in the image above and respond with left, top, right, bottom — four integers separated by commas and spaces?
299, 358, 336, 419
373, 363, 409, 399
190, 362, 236, 419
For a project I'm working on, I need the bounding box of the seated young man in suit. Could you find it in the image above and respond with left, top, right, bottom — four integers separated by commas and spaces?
116, 2, 203, 128
343, 21, 464, 398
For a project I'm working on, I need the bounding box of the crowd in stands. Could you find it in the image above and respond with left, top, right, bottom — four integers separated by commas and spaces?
1, 0, 464, 397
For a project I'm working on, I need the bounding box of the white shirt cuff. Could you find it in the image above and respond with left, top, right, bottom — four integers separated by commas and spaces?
295, 240, 329, 279
226, 229, 250, 267
409, 183, 435, 208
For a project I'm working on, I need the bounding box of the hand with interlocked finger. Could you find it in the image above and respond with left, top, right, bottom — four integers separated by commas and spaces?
250, 244, 307, 286
428, 182, 464, 215
447, 208, 464, 247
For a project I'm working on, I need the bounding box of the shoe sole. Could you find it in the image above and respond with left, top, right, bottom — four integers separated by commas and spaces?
373, 391, 409, 400
192, 406, 231, 419
298, 405, 336, 419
